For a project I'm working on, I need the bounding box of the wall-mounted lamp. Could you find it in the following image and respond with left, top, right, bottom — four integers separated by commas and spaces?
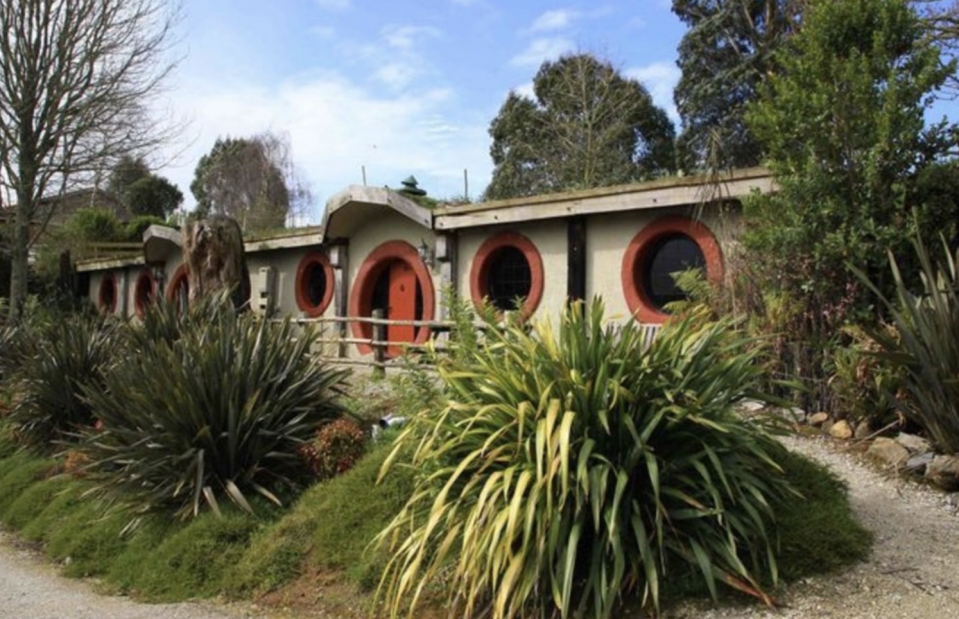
418, 238, 435, 269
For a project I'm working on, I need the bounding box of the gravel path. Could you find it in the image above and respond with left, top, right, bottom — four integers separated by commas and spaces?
668, 435, 959, 618
0, 530, 266, 619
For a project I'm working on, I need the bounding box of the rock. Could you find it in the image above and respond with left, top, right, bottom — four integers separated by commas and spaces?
808, 412, 830, 427
902, 452, 935, 476
926, 455, 959, 491
895, 433, 932, 454
866, 438, 910, 468
737, 399, 765, 413
854, 420, 873, 440
830, 420, 854, 440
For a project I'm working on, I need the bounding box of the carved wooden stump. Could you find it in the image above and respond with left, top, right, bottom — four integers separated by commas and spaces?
182, 216, 250, 309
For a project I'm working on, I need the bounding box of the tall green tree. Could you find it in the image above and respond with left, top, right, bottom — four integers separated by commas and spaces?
122, 175, 183, 219
106, 156, 151, 197
191, 132, 309, 232
107, 156, 183, 219
485, 53, 675, 200
744, 0, 957, 333
672, 0, 805, 171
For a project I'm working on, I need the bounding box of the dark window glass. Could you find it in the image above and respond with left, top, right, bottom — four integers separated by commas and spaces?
642, 234, 705, 310
136, 276, 153, 307
306, 263, 327, 307
372, 265, 391, 316
487, 246, 532, 311
101, 279, 116, 309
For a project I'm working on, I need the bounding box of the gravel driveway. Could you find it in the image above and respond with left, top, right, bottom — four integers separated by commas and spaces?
2, 435, 959, 618
0, 530, 265, 619
668, 435, 959, 618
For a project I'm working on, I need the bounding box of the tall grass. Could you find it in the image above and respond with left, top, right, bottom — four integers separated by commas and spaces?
376, 300, 793, 618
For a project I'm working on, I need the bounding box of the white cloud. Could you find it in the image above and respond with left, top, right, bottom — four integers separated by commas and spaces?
314, 0, 351, 10
509, 37, 573, 68
626, 61, 681, 124
514, 82, 535, 99
156, 72, 492, 220
373, 63, 419, 90
529, 9, 580, 32
382, 25, 441, 51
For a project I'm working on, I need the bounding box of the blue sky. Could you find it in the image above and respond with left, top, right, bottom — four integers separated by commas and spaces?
157, 0, 956, 223
158, 0, 686, 221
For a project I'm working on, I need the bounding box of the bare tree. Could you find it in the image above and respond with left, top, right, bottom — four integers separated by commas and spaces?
191, 131, 313, 232
0, 0, 181, 322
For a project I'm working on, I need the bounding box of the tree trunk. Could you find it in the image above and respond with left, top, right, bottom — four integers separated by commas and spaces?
8, 189, 32, 324
182, 215, 249, 310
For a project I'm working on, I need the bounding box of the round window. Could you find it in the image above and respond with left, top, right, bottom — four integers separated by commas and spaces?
166, 264, 190, 312
486, 246, 532, 312
98, 275, 117, 314
295, 252, 334, 317
621, 217, 724, 324
134, 271, 156, 317
470, 232, 544, 319
640, 234, 706, 311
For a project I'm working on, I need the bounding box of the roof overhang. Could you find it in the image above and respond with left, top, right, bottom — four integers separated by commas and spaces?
433, 167, 775, 230
143, 225, 182, 263
322, 186, 433, 241
76, 255, 145, 272
244, 227, 324, 253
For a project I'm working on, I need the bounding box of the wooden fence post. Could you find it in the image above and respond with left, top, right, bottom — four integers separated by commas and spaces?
372, 309, 386, 377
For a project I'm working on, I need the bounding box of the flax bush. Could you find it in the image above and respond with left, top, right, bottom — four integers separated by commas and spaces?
8, 314, 122, 448
80, 300, 349, 519
858, 237, 959, 453
376, 300, 793, 618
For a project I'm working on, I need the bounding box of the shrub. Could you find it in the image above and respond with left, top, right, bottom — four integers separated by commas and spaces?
857, 236, 959, 453
300, 418, 366, 480
376, 300, 793, 618
828, 325, 905, 426
8, 314, 121, 448
80, 307, 349, 519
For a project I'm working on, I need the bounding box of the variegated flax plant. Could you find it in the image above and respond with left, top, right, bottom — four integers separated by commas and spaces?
375, 299, 794, 619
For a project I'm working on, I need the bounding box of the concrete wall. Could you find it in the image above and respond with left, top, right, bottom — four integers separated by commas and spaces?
246, 246, 327, 318
81, 203, 743, 345
585, 204, 740, 321
455, 219, 568, 324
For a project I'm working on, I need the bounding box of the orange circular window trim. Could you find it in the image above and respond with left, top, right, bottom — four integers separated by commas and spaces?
166, 264, 190, 305
134, 271, 157, 318
349, 240, 435, 356
470, 232, 544, 320
98, 273, 118, 315
621, 216, 724, 325
295, 251, 335, 317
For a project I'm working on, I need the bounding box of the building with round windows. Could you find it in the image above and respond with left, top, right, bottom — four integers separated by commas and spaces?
76, 168, 774, 361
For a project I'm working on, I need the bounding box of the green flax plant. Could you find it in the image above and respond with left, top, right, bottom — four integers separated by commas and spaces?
9, 314, 122, 448
80, 301, 349, 520
376, 299, 793, 619
856, 236, 959, 453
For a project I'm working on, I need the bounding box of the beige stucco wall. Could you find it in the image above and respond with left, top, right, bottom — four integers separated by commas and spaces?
78, 201, 743, 346
585, 204, 741, 321
247, 246, 325, 318
455, 219, 568, 324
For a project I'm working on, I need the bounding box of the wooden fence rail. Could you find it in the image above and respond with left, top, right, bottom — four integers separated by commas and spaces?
275, 312, 455, 374
275, 313, 662, 375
